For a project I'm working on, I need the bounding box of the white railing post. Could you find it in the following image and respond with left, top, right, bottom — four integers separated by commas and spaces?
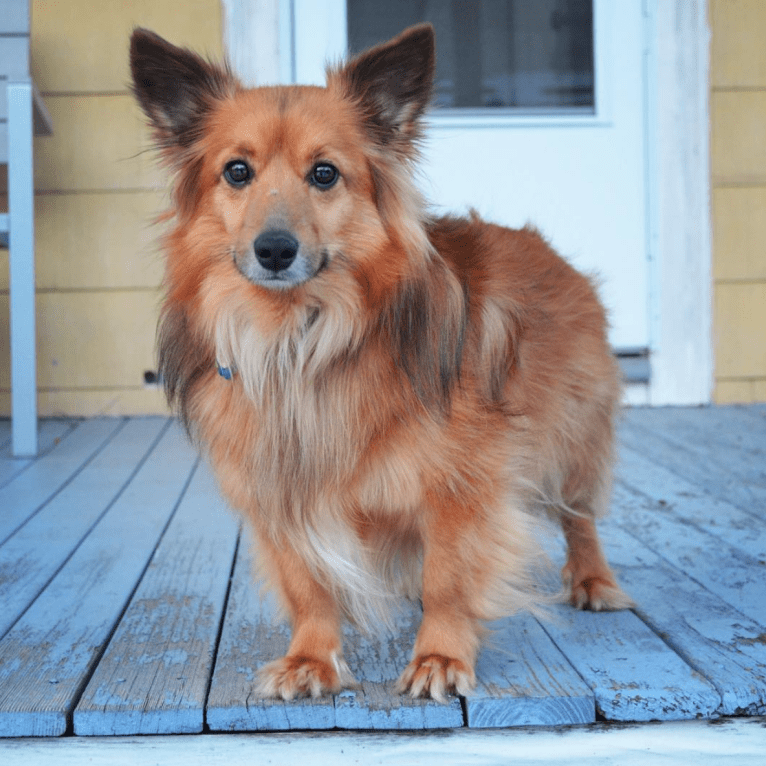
7, 78, 38, 457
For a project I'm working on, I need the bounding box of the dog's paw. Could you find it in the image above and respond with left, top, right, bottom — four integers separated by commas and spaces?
562, 567, 634, 611
256, 653, 357, 700
395, 654, 475, 703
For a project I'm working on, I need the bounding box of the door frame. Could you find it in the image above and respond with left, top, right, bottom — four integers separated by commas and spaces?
644, 0, 712, 405
220, 0, 712, 406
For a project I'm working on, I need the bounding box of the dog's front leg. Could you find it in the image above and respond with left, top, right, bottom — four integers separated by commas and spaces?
396, 495, 481, 703
255, 534, 356, 700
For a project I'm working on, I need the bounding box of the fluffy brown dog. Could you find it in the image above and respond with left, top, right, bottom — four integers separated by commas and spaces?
130, 23, 631, 703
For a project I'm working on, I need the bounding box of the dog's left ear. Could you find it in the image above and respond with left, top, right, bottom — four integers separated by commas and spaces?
331, 23, 435, 150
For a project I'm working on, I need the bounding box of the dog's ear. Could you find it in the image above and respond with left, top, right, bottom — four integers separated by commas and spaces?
331, 23, 435, 150
130, 28, 233, 149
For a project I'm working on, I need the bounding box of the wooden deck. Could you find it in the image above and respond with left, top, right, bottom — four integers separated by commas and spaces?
0, 406, 764, 741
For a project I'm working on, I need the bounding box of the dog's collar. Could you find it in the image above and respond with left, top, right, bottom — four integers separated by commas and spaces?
217, 362, 235, 380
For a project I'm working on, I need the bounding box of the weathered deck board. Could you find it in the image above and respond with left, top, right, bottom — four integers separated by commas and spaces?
0, 418, 124, 543
616, 446, 765, 556
623, 406, 766, 479
0, 405, 763, 738
0, 419, 77, 488
0, 424, 197, 738
624, 417, 766, 511
0, 418, 76, 456
335, 604, 464, 729
73, 461, 239, 735
602, 523, 766, 715
612, 486, 766, 627
464, 614, 594, 728
206, 536, 336, 731
0, 418, 169, 639
619, 415, 766, 515
536, 577, 721, 722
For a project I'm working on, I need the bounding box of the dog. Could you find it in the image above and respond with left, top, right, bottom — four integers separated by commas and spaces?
130, 23, 631, 703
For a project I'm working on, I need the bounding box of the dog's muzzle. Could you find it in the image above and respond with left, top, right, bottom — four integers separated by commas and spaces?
234, 229, 322, 289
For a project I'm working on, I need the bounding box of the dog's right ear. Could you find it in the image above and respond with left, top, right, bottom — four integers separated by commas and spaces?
130, 29, 233, 149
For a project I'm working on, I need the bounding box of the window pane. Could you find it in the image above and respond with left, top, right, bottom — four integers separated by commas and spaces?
347, 0, 594, 112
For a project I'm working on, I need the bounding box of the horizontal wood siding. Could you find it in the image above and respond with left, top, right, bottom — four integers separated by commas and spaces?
30, 0, 226, 94
0, 0, 222, 416
1, 192, 167, 291
710, 0, 766, 402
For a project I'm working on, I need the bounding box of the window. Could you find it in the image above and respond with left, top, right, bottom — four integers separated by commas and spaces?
347, 0, 594, 113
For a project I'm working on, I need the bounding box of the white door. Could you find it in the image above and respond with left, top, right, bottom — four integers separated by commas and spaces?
291, 0, 649, 353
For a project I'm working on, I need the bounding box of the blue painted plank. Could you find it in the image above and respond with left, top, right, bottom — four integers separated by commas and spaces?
73, 461, 239, 735
538, 602, 720, 722
0, 419, 77, 488
464, 614, 594, 728
616, 446, 765, 559
612, 484, 766, 627
206, 534, 336, 731
601, 522, 766, 716
0, 418, 76, 459
36, 419, 78, 455
619, 417, 766, 516
0, 417, 123, 543
0, 418, 169, 638
536, 533, 721, 723
624, 406, 766, 472
0, 423, 197, 738
0, 458, 18, 486
335, 603, 464, 729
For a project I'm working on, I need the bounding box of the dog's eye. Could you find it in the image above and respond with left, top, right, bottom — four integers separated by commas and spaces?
224, 160, 253, 187
310, 163, 339, 190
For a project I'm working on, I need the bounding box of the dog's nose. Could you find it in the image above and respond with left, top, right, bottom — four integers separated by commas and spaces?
253, 231, 299, 273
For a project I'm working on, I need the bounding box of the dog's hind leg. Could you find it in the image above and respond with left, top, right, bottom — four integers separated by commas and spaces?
557, 395, 633, 611
559, 507, 634, 611
255, 535, 356, 700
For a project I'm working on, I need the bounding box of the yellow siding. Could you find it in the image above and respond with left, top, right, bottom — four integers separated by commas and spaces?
1, 192, 167, 291
6, 2, 764, 411
714, 283, 766, 379
712, 188, 766, 282
0, 0, 223, 416
715, 379, 766, 404
31, 0, 227, 94
711, 91, 766, 186
0, 291, 160, 389
710, 0, 766, 88
710, 0, 766, 402
32, 95, 163, 192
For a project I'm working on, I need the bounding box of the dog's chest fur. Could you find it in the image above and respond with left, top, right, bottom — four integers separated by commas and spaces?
195, 297, 432, 624
207, 291, 427, 511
